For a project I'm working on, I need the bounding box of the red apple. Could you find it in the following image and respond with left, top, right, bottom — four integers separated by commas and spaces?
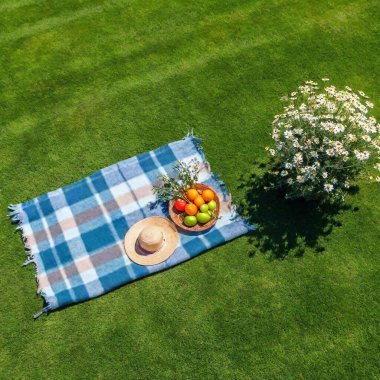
174, 199, 187, 212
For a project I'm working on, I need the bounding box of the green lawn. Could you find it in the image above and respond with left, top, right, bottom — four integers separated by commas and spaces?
1, 0, 379, 378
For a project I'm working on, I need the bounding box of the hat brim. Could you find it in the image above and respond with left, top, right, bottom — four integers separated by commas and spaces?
124, 217, 179, 266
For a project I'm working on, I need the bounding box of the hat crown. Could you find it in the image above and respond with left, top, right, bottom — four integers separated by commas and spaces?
138, 226, 163, 252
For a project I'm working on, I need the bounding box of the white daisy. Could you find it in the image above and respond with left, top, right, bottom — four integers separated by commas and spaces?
354, 150, 370, 160
293, 153, 303, 164
296, 175, 305, 183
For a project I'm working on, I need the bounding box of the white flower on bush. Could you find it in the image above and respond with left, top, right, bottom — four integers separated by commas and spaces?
293, 153, 303, 164
266, 79, 380, 201
362, 135, 371, 142
354, 150, 370, 161
296, 175, 305, 183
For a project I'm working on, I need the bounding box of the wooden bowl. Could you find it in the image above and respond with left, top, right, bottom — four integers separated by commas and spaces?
168, 184, 220, 232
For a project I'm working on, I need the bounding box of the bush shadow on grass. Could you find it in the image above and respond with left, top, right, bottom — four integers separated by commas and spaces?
238, 163, 359, 259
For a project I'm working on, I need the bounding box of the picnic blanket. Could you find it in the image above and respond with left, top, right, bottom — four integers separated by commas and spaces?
9, 133, 254, 317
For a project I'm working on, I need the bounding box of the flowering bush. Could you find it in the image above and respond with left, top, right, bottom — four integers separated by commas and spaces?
266, 79, 380, 202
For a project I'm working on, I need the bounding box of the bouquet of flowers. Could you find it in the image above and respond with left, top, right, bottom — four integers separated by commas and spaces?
266, 79, 380, 202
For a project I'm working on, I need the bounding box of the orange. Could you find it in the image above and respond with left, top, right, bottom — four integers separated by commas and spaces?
193, 195, 205, 208
186, 188, 198, 201
185, 203, 198, 216
201, 189, 214, 202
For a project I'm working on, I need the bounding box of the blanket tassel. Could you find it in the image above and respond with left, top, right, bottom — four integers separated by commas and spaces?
33, 306, 50, 320
23, 258, 34, 267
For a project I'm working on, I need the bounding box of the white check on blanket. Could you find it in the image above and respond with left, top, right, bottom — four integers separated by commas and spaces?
8, 133, 254, 317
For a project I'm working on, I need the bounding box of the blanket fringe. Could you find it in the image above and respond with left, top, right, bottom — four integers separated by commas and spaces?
33, 305, 50, 320
8, 203, 52, 319
184, 130, 206, 162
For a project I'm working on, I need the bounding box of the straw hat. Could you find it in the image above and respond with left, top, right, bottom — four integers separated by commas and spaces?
124, 217, 179, 266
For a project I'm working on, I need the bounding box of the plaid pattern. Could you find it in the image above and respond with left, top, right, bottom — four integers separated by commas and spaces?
9, 134, 254, 317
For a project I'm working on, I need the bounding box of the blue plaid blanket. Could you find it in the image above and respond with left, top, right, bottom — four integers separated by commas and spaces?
9, 134, 254, 317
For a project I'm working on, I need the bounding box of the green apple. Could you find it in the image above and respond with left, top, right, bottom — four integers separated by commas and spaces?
200, 204, 209, 213
196, 212, 211, 224
184, 215, 197, 227
208, 200, 217, 211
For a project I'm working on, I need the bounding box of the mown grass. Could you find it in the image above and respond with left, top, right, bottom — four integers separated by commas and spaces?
0, 0, 379, 379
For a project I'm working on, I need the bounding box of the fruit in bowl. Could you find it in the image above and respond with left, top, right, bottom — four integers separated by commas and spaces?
169, 184, 220, 231
152, 159, 220, 231
184, 215, 197, 227
197, 212, 211, 224
174, 199, 187, 212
